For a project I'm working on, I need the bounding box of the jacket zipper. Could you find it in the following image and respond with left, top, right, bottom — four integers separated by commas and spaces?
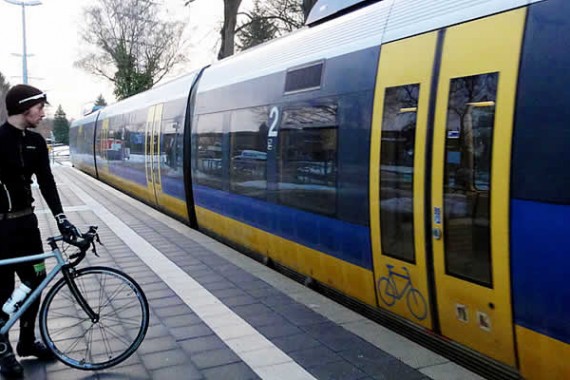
19, 130, 25, 168
2, 183, 12, 212
13, 130, 26, 212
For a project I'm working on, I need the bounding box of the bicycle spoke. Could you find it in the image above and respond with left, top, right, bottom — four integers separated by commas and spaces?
82, 323, 95, 364
47, 318, 91, 340
97, 321, 133, 347
98, 282, 130, 311
100, 297, 142, 316
98, 322, 116, 360
97, 274, 107, 314
57, 322, 94, 355
100, 315, 143, 328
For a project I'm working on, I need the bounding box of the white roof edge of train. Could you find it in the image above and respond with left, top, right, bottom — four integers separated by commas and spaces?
74, 71, 200, 124
198, 0, 547, 93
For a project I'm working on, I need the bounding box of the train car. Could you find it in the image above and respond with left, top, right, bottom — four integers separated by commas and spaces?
72, 72, 201, 220
70, 0, 570, 378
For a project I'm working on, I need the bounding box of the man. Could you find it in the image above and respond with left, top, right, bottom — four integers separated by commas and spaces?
0, 84, 79, 378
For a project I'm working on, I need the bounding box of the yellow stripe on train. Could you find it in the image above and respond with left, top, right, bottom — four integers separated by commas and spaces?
196, 205, 376, 306
98, 170, 188, 221
516, 325, 570, 379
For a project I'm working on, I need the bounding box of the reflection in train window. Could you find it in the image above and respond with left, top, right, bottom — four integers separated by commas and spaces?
444, 72, 498, 287
195, 113, 225, 189
278, 104, 338, 216
161, 100, 186, 184
379, 84, 419, 263
230, 107, 268, 199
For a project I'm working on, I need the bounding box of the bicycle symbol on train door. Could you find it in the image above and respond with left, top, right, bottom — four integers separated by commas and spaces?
377, 264, 428, 320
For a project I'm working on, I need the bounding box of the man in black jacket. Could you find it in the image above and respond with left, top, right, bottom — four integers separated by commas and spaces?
0, 84, 79, 378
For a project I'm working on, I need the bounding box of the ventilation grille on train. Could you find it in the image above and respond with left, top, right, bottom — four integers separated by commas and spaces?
284, 62, 324, 94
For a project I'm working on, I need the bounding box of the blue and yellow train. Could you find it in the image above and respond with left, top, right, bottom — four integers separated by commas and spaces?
70, 0, 570, 378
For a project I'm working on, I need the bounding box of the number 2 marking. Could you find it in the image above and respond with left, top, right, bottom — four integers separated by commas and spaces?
268, 107, 279, 138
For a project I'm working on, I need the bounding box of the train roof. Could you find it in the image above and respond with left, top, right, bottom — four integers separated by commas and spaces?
198, 0, 547, 93
94, 72, 199, 124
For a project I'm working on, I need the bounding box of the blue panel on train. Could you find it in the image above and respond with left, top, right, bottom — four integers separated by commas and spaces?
108, 164, 146, 187
511, 199, 570, 344
162, 177, 185, 199
194, 185, 372, 269
513, 0, 570, 204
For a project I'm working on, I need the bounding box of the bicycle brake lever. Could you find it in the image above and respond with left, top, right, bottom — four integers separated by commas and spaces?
91, 233, 102, 257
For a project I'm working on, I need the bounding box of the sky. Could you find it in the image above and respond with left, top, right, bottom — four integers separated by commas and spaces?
0, 0, 246, 119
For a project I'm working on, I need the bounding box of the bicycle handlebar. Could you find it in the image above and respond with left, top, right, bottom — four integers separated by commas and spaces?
47, 225, 102, 267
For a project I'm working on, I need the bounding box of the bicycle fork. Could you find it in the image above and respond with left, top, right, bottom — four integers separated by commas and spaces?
62, 268, 100, 323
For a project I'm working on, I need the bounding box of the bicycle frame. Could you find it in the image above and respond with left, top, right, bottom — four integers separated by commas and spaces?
0, 247, 97, 336
386, 267, 412, 300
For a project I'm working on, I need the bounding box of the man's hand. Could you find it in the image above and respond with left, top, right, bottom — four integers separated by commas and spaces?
55, 213, 80, 241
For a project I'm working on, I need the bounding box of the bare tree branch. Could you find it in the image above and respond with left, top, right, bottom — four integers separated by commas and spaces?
76, 0, 187, 99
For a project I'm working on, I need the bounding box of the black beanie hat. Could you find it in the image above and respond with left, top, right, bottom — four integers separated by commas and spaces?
5, 84, 49, 116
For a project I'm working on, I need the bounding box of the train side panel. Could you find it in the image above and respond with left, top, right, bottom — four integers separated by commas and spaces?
512, 0, 570, 377
70, 111, 98, 177
192, 46, 379, 305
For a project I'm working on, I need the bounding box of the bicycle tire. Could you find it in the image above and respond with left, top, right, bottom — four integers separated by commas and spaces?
406, 287, 428, 321
377, 277, 397, 306
39, 266, 149, 370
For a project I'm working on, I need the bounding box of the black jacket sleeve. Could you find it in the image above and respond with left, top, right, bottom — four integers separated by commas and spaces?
34, 136, 63, 216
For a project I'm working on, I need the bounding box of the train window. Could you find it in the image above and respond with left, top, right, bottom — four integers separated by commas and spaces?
444, 72, 498, 287
162, 121, 183, 174
278, 104, 338, 216
229, 107, 268, 199
195, 112, 225, 190
161, 100, 186, 187
127, 110, 146, 159
379, 84, 419, 263
284, 62, 324, 94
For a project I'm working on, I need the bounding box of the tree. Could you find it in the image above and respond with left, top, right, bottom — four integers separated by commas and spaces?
236, 1, 278, 50
185, 0, 243, 59
218, 0, 243, 59
94, 94, 108, 107
236, 0, 304, 51
53, 105, 70, 145
76, 0, 187, 99
0, 72, 10, 125
186, 0, 316, 58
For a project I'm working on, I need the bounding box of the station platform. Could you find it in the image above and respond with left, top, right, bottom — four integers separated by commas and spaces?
5, 164, 484, 380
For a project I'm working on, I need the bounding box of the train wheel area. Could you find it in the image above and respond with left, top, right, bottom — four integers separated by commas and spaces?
19, 164, 483, 380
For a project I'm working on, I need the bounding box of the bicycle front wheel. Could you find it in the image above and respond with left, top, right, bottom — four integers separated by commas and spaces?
39, 266, 149, 370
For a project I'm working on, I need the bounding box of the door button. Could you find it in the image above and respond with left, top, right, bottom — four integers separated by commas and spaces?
432, 227, 442, 240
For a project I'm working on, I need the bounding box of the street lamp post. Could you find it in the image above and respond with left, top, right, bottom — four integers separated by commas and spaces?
4, 0, 42, 85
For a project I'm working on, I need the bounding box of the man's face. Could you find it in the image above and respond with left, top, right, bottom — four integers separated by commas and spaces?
23, 102, 45, 128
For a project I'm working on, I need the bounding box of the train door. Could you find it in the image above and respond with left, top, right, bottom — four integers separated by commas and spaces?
145, 104, 163, 206
370, 32, 437, 330
430, 9, 525, 365
98, 118, 110, 178
371, 9, 526, 365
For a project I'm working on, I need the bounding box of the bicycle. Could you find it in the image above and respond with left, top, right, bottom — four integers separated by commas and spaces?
377, 264, 428, 320
0, 226, 149, 370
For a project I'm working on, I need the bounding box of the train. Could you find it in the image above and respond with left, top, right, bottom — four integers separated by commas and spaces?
69, 0, 570, 378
